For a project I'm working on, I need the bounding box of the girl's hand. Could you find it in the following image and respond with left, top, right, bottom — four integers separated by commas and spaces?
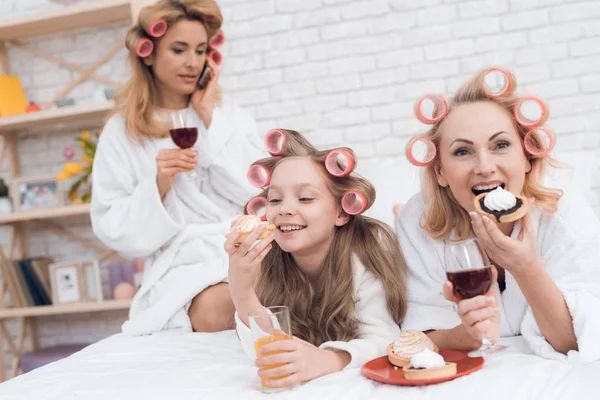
443, 265, 500, 344
224, 223, 275, 303
156, 148, 197, 198
469, 204, 543, 278
191, 56, 220, 128
255, 337, 350, 388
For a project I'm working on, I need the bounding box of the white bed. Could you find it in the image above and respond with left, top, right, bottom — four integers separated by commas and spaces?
0, 331, 598, 399
0, 151, 598, 399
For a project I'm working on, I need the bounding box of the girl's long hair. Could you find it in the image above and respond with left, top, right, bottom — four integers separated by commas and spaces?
250, 130, 408, 346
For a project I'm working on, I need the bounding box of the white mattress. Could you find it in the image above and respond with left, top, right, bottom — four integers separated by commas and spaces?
0, 331, 598, 399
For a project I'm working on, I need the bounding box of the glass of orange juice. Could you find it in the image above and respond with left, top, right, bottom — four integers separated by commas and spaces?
249, 306, 293, 393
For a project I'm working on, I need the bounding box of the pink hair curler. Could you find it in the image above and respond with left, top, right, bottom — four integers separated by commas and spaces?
247, 164, 271, 188
414, 94, 448, 124
246, 196, 268, 221
523, 127, 555, 157
148, 19, 167, 37
515, 97, 546, 128
341, 191, 367, 215
209, 31, 225, 48
482, 68, 511, 98
264, 129, 286, 156
208, 49, 223, 66
405, 135, 437, 167
136, 38, 154, 58
325, 149, 355, 177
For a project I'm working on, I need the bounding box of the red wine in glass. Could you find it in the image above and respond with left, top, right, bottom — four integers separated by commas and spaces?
446, 267, 492, 300
169, 127, 198, 149
168, 110, 198, 180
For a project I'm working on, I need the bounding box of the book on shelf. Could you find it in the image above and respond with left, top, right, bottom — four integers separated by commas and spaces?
0, 256, 54, 307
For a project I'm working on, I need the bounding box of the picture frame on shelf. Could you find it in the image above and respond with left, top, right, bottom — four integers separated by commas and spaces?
81, 260, 103, 302
12, 175, 64, 212
49, 261, 84, 304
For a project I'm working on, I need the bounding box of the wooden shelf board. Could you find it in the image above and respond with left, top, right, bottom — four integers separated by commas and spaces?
0, 101, 114, 134
0, 204, 91, 225
0, 0, 132, 40
0, 299, 131, 319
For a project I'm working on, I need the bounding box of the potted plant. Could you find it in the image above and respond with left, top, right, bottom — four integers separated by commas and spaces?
56, 129, 98, 204
0, 178, 12, 214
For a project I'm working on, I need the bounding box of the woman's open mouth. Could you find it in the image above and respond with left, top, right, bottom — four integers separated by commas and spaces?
471, 183, 505, 196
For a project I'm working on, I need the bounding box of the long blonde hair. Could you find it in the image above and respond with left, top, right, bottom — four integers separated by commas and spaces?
250, 130, 408, 346
420, 68, 563, 241
112, 0, 222, 142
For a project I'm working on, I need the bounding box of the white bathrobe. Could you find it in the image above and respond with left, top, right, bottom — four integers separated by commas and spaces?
235, 255, 400, 369
397, 190, 600, 363
91, 100, 264, 335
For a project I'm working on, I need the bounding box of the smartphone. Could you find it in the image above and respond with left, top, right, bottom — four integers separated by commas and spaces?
197, 62, 211, 90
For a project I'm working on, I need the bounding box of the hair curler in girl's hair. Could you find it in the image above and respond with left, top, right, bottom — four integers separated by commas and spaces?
324, 149, 356, 177
147, 19, 168, 37
264, 129, 287, 156
135, 38, 154, 58
341, 190, 367, 215
514, 97, 547, 128
414, 94, 448, 124
247, 163, 271, 188
246, 196, 268, 221
209, 31, 225, 48
208, 49, 223, 65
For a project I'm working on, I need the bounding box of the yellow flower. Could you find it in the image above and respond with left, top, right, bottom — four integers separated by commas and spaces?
81, 130, 91, 140
56, 170, 73, 181
81, 155, 94, 165
64, 162, 86, 175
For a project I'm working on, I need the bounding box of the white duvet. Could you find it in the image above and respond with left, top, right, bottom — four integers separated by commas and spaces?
0, 332, 597, 399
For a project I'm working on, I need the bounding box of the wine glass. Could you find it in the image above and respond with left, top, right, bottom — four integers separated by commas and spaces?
168, 109, 198, 181
444, 238, 504, 356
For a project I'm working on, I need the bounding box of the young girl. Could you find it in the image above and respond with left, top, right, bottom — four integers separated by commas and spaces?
91, 0, 263, 335
224, 130, 408, 388
397, 67, 600, 362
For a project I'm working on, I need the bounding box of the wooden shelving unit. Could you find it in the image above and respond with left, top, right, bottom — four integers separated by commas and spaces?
0, 101, 114, 135
0, 204, 91, 225
0, 299, 131, 319
0, 0, 132, 40
0, 0, 154, 383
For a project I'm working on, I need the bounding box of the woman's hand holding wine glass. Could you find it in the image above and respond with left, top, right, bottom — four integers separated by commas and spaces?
443, 238, 503, 355
156, 148, 197, 199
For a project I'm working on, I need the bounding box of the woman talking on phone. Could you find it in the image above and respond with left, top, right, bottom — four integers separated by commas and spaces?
91, 0, 263, 335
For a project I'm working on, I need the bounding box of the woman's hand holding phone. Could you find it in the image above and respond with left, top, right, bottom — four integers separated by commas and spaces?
191, 56, 220, 128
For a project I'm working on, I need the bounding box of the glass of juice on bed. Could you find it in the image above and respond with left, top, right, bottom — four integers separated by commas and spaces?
168, 109, 198, 181
249, 306, 293, 393
444, 238, 503, 355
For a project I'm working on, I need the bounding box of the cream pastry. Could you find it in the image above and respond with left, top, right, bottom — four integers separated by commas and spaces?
386, 330, 439, 367
402, 349, 457, 380
474, 186, 528, 223
228, 215, 275, 245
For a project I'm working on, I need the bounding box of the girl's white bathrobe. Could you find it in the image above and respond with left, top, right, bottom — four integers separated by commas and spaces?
397, 191, 600, 363
234, 255, 401, 368
91, 101, 264, 335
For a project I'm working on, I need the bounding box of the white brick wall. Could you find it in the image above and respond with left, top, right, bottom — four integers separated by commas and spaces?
1, 0, 599, 379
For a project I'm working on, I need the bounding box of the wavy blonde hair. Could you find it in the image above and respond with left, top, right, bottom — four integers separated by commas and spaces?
111, 0, 223, 142
250, 130, 408, 346
419, 68, 563, 241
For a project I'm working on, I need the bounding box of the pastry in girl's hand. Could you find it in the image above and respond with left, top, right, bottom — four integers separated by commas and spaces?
402, 348, 457, 380
473, 186, 528, 223
228, 215, 276, 245
387, 330, 439, 367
